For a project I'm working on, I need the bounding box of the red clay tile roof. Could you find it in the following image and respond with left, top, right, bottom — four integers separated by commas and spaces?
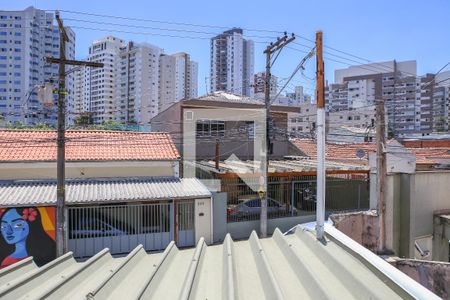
293, 138, 450, 167
407, 147, 450, 165
0, 130, 180, 162
402, 140, 450, 148
291, 139, 376, 166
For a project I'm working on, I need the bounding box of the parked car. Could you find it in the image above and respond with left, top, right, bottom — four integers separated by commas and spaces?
227, 197, 297, 221
69, 217, 126, 239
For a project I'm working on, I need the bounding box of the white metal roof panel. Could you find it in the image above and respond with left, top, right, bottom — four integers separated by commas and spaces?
0, 177, 211, 207
0, 225, 439, 300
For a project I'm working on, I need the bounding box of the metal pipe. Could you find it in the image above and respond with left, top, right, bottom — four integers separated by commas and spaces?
316, 108, 326, 240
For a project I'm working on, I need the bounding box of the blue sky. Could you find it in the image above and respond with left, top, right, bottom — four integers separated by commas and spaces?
4, 0, 450, 96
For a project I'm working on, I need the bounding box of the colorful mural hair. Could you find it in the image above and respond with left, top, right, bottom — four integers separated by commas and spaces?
0, 206, 56, 268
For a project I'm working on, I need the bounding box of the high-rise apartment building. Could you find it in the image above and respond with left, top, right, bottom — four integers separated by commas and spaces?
430, 71, 450, 132
0, 7, 75, 126
115, 42, 163, 124
75, 37, 198, 125
326, 60, 444, 137
253, 71, 277, 95
210, 28, 254, 96
71, 66, 88, 124
85, 36, 124, 124
159, 52, 198, 112
286, 86, 310, 104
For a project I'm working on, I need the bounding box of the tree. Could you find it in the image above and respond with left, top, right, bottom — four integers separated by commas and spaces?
74, 113, 93, 127
435, 116, 448, 132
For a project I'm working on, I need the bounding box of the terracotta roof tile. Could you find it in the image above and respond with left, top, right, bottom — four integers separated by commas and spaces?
0, 130, 180, 162
292, 138, 450, 167
292, 139, 376, 166
407, 147, 450, 165
402, 140, 450, 148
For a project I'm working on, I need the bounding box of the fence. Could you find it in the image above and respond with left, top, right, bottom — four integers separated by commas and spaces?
224, 174, 369, 223
68, 203, 173, 258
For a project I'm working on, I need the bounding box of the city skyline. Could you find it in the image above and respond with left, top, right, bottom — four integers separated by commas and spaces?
3, 0, 449, 97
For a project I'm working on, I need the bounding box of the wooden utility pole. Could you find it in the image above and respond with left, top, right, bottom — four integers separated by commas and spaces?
46, 11, 103, 256
260, 33, 295, 237
376, 97, 387, 252
315, 31, 326, 240
215, 138, 220, 170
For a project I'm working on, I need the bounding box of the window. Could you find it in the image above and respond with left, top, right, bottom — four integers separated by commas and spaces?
196, 120, 225, 137
196, 120, 210, 137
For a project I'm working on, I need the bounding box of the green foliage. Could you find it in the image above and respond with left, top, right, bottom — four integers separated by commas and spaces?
435, 116, 448, 132
4, 121, 54, 130
74, 113, 93, 127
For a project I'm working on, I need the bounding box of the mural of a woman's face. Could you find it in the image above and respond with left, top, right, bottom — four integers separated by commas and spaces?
0, 209, 30, 245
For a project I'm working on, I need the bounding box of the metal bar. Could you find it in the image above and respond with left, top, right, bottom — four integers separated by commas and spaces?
45, 57, 103, 68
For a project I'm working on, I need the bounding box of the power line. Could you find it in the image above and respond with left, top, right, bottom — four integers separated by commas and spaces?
49, 9, 285, 34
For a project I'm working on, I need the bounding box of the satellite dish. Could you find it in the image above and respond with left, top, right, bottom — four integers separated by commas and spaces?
356, 149, 365, 159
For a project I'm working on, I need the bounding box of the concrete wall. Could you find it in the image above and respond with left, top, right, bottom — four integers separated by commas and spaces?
433, 214, 450, 262
390, 171, 450, 259
226, 215, 315, 240
389, 258, 450, 299
0, 161, 178, 180
195, 198, 212, 244
212, 192, 228, 243
330, 210, 380, 252
338, 171, 450, 261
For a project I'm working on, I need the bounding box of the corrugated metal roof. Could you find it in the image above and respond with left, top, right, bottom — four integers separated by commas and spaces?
0, 225, 438, 299
198, 158, 369, 174
0, 177, 211, 207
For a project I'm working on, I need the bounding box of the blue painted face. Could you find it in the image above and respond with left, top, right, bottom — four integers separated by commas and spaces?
1, 209, 30, 245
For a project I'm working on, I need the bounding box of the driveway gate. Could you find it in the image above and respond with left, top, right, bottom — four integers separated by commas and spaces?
68, 203, 173, 258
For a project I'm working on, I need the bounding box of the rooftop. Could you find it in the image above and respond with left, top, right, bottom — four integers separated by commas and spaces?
292, 139, 376, 166
182, 91, 300, 113
0, 130, 180, 162
0, 225, 438, 299
0, 177, 211, 207
408, 147, 450, 165
198, 158, 369, 175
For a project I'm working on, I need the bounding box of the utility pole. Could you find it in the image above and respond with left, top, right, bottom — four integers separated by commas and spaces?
46, 11, 103, 256
215, 138, 220, 170
260, 33, 295, 237
376, 97, 387, 252
315, 31, 326, 240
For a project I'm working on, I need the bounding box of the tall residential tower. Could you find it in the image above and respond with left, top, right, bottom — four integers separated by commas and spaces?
210, 28, 254, 96
0, 7, 75, 126
159, 52, 198, 112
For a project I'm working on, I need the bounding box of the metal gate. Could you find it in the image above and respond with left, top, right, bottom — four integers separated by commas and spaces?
68, 203, 173, 258
176, 201, 195, 247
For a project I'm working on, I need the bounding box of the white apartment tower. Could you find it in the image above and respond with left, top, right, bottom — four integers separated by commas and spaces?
86, 36, 124, 124
75, 37, 199, 125
0, 7, 75, 126
159, 52, 198, 112
253, 71, 277, 96
115, 42, 163, 124
328, 60, 424, 136
71, 66, 87, 123
210, 28, 254, 96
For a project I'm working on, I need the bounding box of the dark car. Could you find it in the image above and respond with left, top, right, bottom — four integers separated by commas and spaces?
227, 197, 297, 221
